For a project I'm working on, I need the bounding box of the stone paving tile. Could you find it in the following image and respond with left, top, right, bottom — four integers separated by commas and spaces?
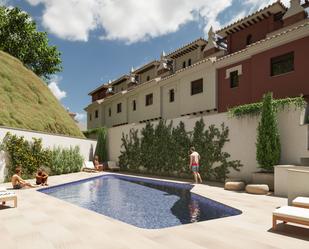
0, 172, 309, 249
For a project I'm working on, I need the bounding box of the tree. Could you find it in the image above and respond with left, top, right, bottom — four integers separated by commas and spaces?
172, 121, 191, 174
95, 128, 108, 163
256, 92, 281, 172
0, 6, 62, 79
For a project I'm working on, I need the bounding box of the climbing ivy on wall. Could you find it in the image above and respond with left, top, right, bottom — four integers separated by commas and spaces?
118, 119, 242, 182
228, 96, 306, 118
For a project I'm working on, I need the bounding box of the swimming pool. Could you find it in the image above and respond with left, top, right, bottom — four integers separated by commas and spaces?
39, 174, 241, 229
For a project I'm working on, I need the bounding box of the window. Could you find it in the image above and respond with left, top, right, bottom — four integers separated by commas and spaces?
133, 100, 136, 111
191, 79, 203, 95
145, 93, 153, 106
108, 107, 111, 117
169, 89, 175, 102
95, 110, 99, 118
271, 52, 294, 76
182, 61, 186, 68
188, 59, 192, 66
230, 71, 239, 88
117, 103, 122, 113
146, 76, 150, 81
246, 34, 252, 45
89, 114, 92, 121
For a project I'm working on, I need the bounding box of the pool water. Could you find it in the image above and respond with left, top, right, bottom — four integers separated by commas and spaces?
39, 175, 241, 229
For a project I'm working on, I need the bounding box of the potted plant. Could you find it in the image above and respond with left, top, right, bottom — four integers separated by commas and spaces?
253, 92, 281, 191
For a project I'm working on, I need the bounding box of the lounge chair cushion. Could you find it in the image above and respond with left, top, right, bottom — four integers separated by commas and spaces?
84, 161, 95, 169
273, 206, 309, 222
293, 197, 309, 208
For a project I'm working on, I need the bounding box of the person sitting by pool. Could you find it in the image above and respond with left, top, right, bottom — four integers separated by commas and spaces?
36, 168, 49, 186
93, 155, 104, 171
11, 167, 34, 189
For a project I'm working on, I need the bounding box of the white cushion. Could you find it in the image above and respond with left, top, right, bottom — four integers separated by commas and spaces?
84, 161, 95, 169
0, 191, 16, 197
293, 197, 309, 207
273, 206, 309, 222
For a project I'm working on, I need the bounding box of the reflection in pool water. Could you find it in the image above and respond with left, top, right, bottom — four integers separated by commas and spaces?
39, 175, 241, 229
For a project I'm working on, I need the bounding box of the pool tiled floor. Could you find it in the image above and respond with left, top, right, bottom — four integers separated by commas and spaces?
0, 172, 308, 249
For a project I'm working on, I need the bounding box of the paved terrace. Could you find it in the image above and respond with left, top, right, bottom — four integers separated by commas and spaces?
0, 172, 308, 249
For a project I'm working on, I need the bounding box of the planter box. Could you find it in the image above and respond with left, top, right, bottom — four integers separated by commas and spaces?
252, 172, 274, 191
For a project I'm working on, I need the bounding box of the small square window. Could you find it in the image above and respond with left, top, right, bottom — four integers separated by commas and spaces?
117, 103, 122, 113
146, 76, 150, 81
95, 110, 99, 118
108, 108, 111, 117
145, 93, 153, 106
271, 52, 294, 76
182, 61, 186, 68
169, 89, 175, 102
230, 71, 239, 88
133, 100, 136, 111
188, 59, 192, 66
191, 79, 203, 95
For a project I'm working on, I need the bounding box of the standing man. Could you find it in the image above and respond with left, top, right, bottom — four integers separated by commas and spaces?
189, 147, 203, 184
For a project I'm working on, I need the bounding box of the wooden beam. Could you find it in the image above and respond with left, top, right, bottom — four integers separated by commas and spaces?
252, 18, 258, 24
247, 20, 253, 26
257, 16, 263, 21
262, 13, 268, 19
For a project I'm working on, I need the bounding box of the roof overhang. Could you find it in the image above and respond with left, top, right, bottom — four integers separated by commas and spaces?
166, 38, 207, 59
216, 1, 287, 37
88, 84, 109, 96
133, 61, 159, 74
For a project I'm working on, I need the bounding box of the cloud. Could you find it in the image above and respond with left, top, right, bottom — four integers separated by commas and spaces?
27, 0, 295, 43
27, 0, 233, 43
75, 113, 86, 122
48, 75, 67, 100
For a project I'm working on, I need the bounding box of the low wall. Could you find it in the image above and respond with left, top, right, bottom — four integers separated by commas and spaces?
274, 165, 309, 197
0, 126, 97, 183
287, 169, 309, 205
107, 109, 309, 182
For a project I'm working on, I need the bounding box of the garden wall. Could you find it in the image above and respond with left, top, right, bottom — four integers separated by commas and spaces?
107, 109, 309, 182
0, 126, 96, 183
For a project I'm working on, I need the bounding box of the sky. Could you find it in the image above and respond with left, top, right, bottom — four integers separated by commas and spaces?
1, 0, 292, 125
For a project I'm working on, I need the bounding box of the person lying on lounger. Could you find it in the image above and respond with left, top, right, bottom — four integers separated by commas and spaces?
11, 167, 34, 189
36, 168, 49, 186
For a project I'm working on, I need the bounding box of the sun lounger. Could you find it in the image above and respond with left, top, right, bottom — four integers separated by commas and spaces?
272, 206, 309, 230
82, 161, 96, 172
0, 190, 17, 208
107, 161, 120, 171
292, 197, 309, 209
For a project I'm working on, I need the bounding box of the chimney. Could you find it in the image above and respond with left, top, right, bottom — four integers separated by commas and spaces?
283, 0, 306, 27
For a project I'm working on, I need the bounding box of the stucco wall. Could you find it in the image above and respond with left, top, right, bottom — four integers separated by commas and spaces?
139, 67, 157, 84
107, 109, 309, 182
218, 37, 309, 112
174, 49, 201, 71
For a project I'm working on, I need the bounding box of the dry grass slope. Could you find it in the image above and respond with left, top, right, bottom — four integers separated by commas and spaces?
0, 51, 84, 138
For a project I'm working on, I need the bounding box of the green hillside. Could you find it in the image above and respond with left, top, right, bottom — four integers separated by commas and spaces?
0, 51, 84, 138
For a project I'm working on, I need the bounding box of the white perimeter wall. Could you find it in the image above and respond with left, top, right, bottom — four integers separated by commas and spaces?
0, 127, 97, 183
107, 109, 309, 183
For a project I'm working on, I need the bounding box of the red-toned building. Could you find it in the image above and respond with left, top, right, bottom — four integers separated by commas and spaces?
216, 0, 309, 112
